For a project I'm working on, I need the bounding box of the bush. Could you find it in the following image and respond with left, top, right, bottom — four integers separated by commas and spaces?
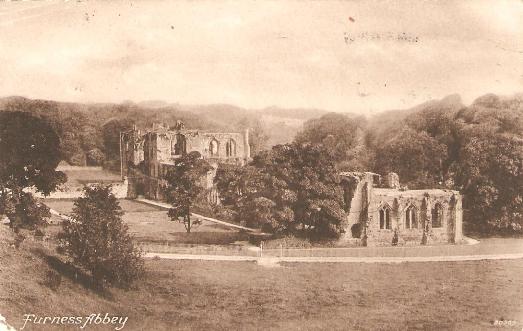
58, 185, 145, 288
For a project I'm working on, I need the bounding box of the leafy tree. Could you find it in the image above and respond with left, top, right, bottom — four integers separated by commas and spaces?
373, 127, 448, 188
454, 107, 523, 234
217, 143, 347, 239
58, 185, 144, 288
86, 148, 106, 166
0, 111, 66, 231
214, 164, 264, 226
164, 151, 212, 233
295, 113, 369, 170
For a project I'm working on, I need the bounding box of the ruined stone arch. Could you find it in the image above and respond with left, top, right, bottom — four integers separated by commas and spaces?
209, 138, 219, 156
378, 203, 392, 230
173, 133, 186, 155
405, 204, 418, 229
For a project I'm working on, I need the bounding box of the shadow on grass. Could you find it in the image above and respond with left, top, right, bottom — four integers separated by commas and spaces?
30, 247, 113, 299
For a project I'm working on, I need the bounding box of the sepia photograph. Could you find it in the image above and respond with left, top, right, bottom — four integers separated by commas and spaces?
0, 0, 522, 330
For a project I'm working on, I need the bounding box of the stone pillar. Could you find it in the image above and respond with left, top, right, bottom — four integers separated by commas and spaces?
361, 181, 375, 246
453, 194, 463, 243
421, 196, 432, 245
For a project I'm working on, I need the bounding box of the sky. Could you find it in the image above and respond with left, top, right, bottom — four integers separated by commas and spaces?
0, 0, 521, 114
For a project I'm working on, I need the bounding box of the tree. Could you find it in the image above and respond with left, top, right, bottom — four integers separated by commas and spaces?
0, 111, 66, 231
214, 163, 265, 227
164, 151, 212, 233
295, 113, 369, 170
454, 122, 523, 234
58, 185, 144, 288
373, 127, 448, 188
216, 143, 347, 239
86, 148, 106, 166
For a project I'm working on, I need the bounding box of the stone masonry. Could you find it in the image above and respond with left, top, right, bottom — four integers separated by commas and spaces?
340, 172, 463, 246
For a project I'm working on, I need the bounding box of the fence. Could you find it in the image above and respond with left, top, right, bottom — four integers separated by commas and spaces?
138, 243, 260, 257
139, 240, 523, 258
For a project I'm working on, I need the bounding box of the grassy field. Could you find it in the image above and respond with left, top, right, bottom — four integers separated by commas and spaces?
61, 168, 122, 186
43, 199, 249, 246
0, 227, 522, 331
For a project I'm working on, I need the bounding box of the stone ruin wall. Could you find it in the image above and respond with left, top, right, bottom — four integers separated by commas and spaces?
367, 190, 461, 246
121, 125, 249, 202
340, 172, 463, 246
154, 131, 248, 164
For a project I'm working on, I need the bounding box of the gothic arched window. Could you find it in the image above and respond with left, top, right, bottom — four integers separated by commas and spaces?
226, 139, 236, 157
209, 139, 219, 156
174, 134, 186, 155
432, 203, 443, 228
405, 205, 418, 229
379, 205, 391, 230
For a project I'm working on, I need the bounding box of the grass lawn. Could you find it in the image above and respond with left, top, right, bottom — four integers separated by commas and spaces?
61, 169, 122, 186
43, 199, 249, 246
1, 230, 522, 331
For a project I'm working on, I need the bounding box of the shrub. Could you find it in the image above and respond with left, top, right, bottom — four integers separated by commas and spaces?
58, 185, 145, 288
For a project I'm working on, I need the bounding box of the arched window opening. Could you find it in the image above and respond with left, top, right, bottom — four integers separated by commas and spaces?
209, 139, 219, 157
174, 134, 186, 155
226, 139, 236, 157
432, 203, 443, 228
405, 205, 417, 229
379, 205, 391, 230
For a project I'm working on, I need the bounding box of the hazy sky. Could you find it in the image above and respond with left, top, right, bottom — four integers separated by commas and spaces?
0, 0, 521, 113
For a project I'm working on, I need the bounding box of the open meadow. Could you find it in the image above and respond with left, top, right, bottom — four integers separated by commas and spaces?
43, 199, 250, 248
0, 232, 522, 331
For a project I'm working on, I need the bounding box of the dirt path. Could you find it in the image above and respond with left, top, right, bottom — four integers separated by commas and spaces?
145, 252, 523, 264
135, 198, 260, 232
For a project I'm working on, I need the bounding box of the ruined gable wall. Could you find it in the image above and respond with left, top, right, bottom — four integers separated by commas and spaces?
368, 189, 459, 246
199, 132, 246, 160
154, 131, 247, 164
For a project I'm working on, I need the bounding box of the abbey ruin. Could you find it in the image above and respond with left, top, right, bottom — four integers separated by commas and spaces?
119, 123, 463, 246
340, 172, 463, 246
120, 122, 250, 201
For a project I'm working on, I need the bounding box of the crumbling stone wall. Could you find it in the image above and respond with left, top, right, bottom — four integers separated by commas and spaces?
339, 171, 463, 246
121, 123, 250, 201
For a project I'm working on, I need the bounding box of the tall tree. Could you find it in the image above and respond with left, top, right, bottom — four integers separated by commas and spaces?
0, 111, 66, 230
164, 151, 212, 233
